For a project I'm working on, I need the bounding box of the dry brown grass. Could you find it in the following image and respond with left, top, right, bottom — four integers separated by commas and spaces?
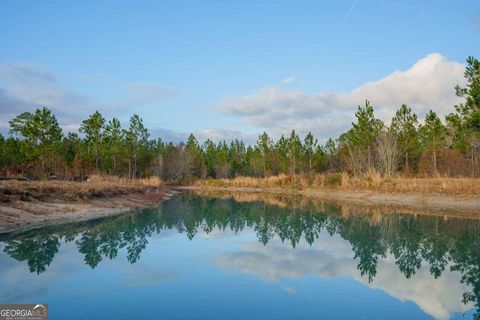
197, 174, 303, 188
89, 174, 162, 187
0, 177, 163, 203
195, 173, 480, 197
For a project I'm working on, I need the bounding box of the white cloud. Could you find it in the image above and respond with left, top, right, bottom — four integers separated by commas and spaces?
149, 127, 257, 144
281, 76, 296, 84
282, 286, 297, 294
215, 233, 474, 320
217, 53, 466, 141
194, 128, 257, 144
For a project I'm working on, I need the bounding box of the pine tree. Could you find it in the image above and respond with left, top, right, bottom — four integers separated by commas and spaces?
9, 107, 62, 177
104, 118, 123, 175
257, 132, 273, 176
80, 111, 105, 172
202, 139, 217, 178
275, 134, 289, 174
61, 132, 82, 175
288, 130, 302, 174
304, 131, 318, 174
324, 138, 338, 170
347, 100, 383, 172
451, 56, 480, 174
229, 139, 246, 177
420, 110, 447, 177
185, 134, 204, 178
124, 114, 149, 179
391, 104, 419, 173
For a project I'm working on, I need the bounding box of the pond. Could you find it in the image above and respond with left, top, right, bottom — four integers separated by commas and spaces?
0, 192, 479, 320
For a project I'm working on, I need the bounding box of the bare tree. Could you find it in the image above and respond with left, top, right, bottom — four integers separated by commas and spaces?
344, 144, 366, 175
162, 143, 195, 182
376, 130, 400, 178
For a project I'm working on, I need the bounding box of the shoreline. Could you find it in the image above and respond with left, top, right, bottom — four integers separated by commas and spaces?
0, 181, 176, 234
2, 179, 479, 235
180, 185, 480, 218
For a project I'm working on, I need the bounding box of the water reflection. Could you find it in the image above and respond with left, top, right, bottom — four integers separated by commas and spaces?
1, 193, 479, 319
4, 236, 60, 274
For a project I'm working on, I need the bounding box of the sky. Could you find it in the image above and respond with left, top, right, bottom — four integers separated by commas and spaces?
1, 0, 479, 143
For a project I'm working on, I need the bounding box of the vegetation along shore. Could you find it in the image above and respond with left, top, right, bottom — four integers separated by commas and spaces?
188, 173, 480, 215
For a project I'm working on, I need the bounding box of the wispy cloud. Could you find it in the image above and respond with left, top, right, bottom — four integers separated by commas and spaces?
0, 62, 95, 122
0, 63, 177, 135
111, 82, 179, 109
0, 63, 246, 142
0, 88, 30, 114
149, 127, 257, 144
281, 76, 295, 85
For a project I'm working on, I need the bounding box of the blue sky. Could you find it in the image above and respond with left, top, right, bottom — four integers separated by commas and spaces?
1, 0, 479, 143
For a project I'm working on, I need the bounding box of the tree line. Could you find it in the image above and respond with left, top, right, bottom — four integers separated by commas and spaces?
1, 56, 478, 180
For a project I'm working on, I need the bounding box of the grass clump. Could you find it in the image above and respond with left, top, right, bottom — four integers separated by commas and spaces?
323, 173, 343, 187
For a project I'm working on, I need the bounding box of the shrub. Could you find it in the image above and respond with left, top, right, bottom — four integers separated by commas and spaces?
323, 173, 342, 187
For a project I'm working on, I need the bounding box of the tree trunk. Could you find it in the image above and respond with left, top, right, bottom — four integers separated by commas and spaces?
433, 136, 437, 177
263, 157, 266, 177
133, 151, 137, 179
51, 148, 55, 177
470, 134, 476, 177
367, 144, 371, 171
405, 150, 409, 174
41, 149, 46, 179
95, 143, 99, 172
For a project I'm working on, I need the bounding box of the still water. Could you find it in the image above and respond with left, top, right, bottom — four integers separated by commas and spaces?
0, 193, 479, 320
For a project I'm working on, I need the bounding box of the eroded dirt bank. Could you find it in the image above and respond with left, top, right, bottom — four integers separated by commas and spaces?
0, 181, 175, 233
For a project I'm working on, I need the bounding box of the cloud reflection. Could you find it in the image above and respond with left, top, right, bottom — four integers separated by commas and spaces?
215, 233, 473, 320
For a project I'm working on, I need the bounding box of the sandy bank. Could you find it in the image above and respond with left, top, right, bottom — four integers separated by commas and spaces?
0, 181, 175, 233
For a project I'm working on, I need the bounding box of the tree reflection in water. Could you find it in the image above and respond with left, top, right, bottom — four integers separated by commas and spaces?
1, 193, 479, 318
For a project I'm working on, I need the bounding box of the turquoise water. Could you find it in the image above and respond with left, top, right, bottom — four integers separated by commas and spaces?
0, 193, 478, 320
